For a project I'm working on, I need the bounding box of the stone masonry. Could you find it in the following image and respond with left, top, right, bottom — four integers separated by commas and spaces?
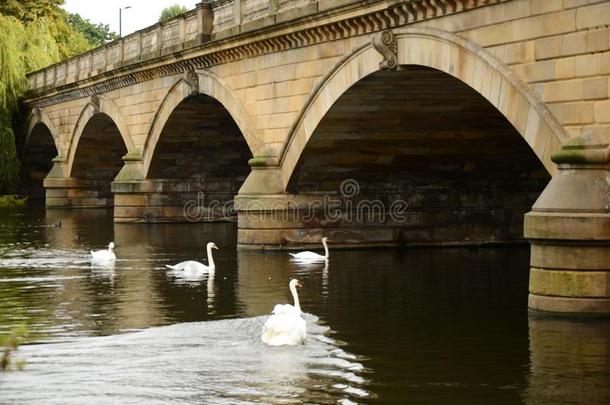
21, 0, 610, 315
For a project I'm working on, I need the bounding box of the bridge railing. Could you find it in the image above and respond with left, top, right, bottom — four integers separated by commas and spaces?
27, 0, 345, 94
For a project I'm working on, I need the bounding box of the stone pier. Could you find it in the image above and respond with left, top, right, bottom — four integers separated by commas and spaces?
525, 134, 610, 315
112, 179, 239, 223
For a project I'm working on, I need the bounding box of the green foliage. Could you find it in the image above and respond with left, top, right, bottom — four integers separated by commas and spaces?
68, 13, 118, 47
0, 195, 27, 207
0, 15, 27, 193
0, 126, 20, 194
0, 0, 65, 23
0, 0, 97, 194
159, 4, 188, 22
1, 325, 29, 371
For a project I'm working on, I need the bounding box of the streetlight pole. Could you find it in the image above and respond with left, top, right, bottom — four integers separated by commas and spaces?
119, 6, 132, 38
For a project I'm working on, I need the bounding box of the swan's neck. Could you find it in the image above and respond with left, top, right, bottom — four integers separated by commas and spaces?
206, 245, 216, 269
290, 283, 301, 312
322, 239, 329, 258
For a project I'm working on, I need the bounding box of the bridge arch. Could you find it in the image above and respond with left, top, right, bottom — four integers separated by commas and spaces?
24, 108, 61, 156
58, 96, 133, 207
22, 109, 60, 198
241, 26, 564, 247
279, 27, 567, 187
117, 70, 256, 222
67, 95, 135, 176
141, 70, 260, 178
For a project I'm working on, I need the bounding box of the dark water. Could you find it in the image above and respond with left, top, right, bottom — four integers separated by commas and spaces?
0, 205, 609, 404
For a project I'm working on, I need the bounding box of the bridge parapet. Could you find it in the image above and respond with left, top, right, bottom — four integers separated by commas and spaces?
26, 0, 345, 94
28, 3, 213, 93
27, 0, 500, 95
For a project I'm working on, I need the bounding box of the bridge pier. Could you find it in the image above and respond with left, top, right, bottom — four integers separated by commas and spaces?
112, 179, 237, 223
236, 193, 537, 250
235, 166, 543, 250
42, 160, 114, 208
44, 177, 114, 208
236, 192, 405, 249
111, 157, 239, 223
525, 133, 610, 316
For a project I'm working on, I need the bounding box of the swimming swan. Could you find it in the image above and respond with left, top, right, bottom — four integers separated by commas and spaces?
289, 237, 329, 262
91, 242, 116, 261
165, 242, 218, 272
261, 279, 307, 346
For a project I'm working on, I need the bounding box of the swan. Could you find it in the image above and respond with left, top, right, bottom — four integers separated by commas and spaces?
165, 242, 218, 272
289, 237, 329, 262
261, 279, 307, 346
91, 242, 116, 261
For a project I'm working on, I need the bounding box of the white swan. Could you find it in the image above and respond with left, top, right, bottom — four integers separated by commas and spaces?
261, 279, 307, 346
91, 242, 116, 261
289, 237, 329, 262
165, 242, 218, 272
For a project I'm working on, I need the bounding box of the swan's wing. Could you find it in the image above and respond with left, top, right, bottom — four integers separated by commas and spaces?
262, 314, 292, 344
290, 251, 325, 260
166, 261, 207, 271
261, 313, 306, 346
263, 313, 305, 333
289, 316, 307, 344
169, 261, 189, 270
91, 250, 114, 261
290, 251, 314, 259
185, 261, 208, 272
272, 304, 299, 315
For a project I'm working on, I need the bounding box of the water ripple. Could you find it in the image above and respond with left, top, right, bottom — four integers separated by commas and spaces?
2, 315, 372, 404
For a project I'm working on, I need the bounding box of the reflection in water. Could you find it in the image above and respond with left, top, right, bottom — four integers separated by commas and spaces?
89, 259, 116, 286
164, 268, 216, 314
1, 204, 610, 403
525, 315, 610, 404
236, 251, 293, 317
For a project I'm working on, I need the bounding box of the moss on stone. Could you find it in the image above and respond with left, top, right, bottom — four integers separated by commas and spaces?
551, 149, 588, 164
248, 156, 269, 167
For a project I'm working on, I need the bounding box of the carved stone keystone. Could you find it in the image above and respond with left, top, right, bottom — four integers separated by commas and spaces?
372, 30, 398, 70
184, 69, 199, 95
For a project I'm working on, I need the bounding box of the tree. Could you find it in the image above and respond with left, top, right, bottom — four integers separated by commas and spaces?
159, 4, 188, 22
0, 0, 94, 194
68, 13, 118, 47
0, 0, 65, 23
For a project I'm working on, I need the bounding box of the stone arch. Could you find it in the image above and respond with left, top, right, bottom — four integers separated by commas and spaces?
23, 107, 61, 157
66, 95, 135, 175
22, 108, 61, 198
141, 70, 260, 177
279, 27, 567, 188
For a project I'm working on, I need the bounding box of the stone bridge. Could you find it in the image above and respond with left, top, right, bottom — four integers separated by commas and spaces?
22, 0, 610, 315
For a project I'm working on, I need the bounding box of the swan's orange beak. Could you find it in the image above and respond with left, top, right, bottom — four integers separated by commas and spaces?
296, 281, 303, 288
212, 245, 219, 250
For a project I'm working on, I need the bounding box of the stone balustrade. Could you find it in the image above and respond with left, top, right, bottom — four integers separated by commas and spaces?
26, 0, 345, 94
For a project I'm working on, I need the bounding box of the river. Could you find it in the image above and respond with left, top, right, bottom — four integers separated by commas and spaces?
0, 205, 609, 404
